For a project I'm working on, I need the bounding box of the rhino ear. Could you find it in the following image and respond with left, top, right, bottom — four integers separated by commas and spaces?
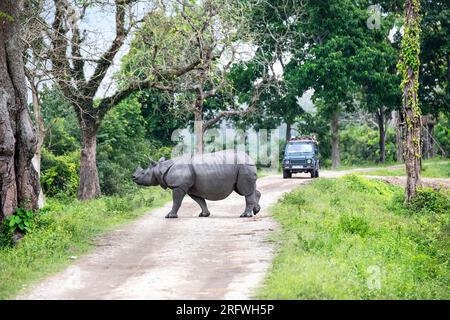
149, 160, 158, 167
158, 157, 166, 162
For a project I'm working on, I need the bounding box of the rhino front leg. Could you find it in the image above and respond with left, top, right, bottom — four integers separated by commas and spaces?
241, 193, 257, 218
189, 194, 210, 217
253, 190, 261, 215
166, 188, 186, 218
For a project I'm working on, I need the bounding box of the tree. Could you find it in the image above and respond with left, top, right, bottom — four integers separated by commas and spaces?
418, 0, 449, 158
0, 0, 40, 219
233, 0, 305, 142
354, 13, 401, 163
397, 0, 422, 202
30, 0, 200, 199
286, 0, 369, 168
123, 0, 264, 153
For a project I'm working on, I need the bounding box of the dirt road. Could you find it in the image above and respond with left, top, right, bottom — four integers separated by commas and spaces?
18, 174, 313, 300
17, 167, 449, 300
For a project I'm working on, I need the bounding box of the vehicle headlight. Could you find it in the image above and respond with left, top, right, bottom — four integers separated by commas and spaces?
307, 159, 312, 164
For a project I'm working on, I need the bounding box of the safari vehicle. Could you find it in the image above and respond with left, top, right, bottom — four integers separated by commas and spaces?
282, 136, 320, 179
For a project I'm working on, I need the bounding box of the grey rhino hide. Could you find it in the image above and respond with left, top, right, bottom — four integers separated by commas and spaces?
133, 150, 261, 218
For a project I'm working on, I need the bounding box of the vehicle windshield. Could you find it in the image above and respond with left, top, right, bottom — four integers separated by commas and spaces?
286, 143, 314, 154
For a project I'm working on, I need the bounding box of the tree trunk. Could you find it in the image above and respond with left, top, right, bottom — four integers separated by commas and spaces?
399, 0, 421, 202
286, 122, 291, 141
421, 117, 429, 160
428, 122, 435, 158
30, 81, 45, 208
194, 102, 204, 154
331, 111, 340, 168
0, 0, 40, 220
377, 107, 386, 163
77, 121, 101, 200
394, 110, 403, 162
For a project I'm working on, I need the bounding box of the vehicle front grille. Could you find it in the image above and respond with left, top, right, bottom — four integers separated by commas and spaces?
291, 159, 307, 165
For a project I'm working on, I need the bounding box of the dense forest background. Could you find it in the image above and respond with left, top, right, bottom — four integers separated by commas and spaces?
29, 0, 449, 201
0, 0, 448, 209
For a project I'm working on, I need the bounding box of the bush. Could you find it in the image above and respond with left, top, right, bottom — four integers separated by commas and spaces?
408, 187, 450, 215
434, 113, 450, 155
151, 146, 173, 161
41, 149, 80, 197
7, 208, 34, 233
0, 221, 13, 249
340, 124, 396, 165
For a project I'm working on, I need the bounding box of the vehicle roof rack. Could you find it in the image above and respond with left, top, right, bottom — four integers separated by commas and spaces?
289, 135, 318, 144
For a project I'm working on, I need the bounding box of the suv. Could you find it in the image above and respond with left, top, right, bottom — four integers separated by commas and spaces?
282, 136, 320, 179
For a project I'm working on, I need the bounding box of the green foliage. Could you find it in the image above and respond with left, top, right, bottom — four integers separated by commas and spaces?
0, 11, 14, 22
37, 87, 177, 197
38, 86, 80, 155
41, 149, 80, 198
434, 113, 450, 154
361, 159, 450, 178
0, 221, 13, 249
340, 125, 396, 165
339, 214, 370, 237
104, 191, 156, 215
7, 208, 34, 233
259, 176, 449, 299
97, 95, 173, 195
137, 90, 185, 146
397, 0, 422, 119
342, 174, 395, 195
408, 187, 449, 215
419, 1, 450, 116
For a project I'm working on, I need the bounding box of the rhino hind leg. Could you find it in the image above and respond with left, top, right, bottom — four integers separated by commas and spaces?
235, 165, 259, 217
241, 192, 257, 217
253, 190, 261, 214
235, 165, 257, 196
189, 194, 210, 217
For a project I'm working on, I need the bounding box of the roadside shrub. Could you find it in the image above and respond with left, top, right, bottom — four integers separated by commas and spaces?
7, 208, 34, 233
0, 221, 13, 249
434, 113, 450, 155
41, 149, 80, 197
340, 125, 396, 165
408, 187, 449, 215
151, 146, 173, 161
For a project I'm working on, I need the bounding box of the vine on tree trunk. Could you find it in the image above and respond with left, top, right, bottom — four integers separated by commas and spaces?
397, 0, 422, 202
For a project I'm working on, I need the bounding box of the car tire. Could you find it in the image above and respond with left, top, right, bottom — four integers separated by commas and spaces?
283, 170, 291, 179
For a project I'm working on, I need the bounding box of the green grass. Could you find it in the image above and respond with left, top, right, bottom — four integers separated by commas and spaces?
322, 161, 399, 171
361, 159, 450, 178
258, 175, 449, 299
0, 187, 170, 299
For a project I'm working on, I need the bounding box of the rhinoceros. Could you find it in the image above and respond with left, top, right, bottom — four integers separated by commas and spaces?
132, 150, 261, 218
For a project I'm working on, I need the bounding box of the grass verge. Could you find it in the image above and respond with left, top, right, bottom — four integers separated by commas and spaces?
359, 159, 450, 178
0, 187, 170, 299
258, 175, 449, 299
